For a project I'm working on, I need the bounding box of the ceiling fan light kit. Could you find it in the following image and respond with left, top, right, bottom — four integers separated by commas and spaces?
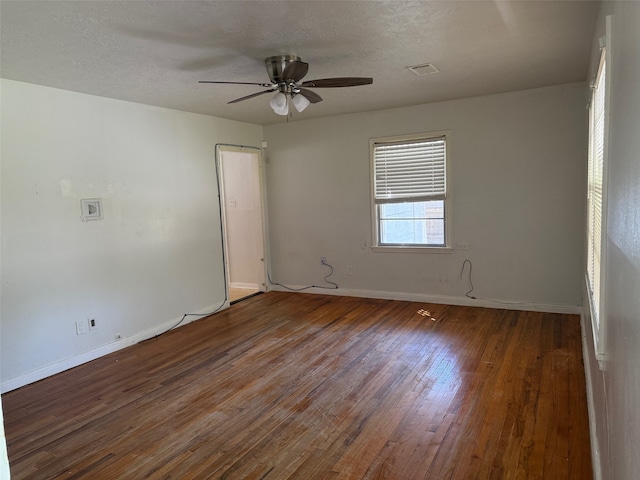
269, 92, 310, 116
269, 92, 289, 115
199, 55, 373, 117
292, 93, 310, 113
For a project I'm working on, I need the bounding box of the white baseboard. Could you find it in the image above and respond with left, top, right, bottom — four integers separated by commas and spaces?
580, 311, 603, 480
229, 282, 260, 290
269, 285, 582, 315
0, 301, 229, 394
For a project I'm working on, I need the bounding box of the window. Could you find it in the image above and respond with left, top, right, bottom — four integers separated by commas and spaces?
586, 34, 609, 363
371, 132, 450, 249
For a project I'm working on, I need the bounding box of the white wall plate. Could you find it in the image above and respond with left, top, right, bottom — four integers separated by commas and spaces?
80, 198, 103, 221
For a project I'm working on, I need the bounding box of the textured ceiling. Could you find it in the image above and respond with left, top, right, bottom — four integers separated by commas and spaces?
0, 1, 599, 125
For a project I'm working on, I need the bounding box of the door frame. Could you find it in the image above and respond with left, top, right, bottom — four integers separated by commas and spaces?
215, 144, 269, 298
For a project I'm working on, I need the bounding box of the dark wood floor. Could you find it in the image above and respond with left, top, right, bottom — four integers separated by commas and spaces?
2, 292, 592, 479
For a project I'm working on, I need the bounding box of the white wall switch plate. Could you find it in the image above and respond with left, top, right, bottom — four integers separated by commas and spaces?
76, 320, 88, 335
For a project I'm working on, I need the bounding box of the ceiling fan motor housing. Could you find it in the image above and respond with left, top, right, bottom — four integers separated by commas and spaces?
265, 55, 301, 84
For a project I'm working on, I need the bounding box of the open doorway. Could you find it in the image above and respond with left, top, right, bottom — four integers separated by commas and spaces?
217, 146, 267, 303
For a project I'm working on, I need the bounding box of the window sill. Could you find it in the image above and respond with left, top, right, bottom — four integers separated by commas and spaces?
371, 246, 454, 254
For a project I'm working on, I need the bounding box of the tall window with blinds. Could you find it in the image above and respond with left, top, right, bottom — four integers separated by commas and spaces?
371, 132, 450, 248
587, 45, 607, 351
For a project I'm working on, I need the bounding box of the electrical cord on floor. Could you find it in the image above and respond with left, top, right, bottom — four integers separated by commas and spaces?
459, 258, 540, 306
268, 259, 339, 291
460, 259, 476, 299
142, 298, 229, 343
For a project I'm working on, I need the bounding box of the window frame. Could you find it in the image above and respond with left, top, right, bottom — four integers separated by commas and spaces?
586, 20, 611, 366
370, 131, 453, 253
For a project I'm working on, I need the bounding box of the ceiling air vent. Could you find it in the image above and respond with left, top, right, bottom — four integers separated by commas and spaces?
408, 63, 439, 76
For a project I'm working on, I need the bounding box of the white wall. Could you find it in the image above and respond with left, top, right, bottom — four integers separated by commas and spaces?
263, 83, 587, 310
0, 79, 263, 391
582, 2, 640, 479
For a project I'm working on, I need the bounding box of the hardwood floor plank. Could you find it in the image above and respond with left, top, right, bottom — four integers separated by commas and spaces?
2, 292, 592, 479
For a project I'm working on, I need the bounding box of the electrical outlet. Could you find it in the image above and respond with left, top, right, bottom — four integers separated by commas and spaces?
76, 320, 88, 335
320, 256, 327, 264
457, 242, 469, 251
345, 265, 353, 276
89, 318, 97, 330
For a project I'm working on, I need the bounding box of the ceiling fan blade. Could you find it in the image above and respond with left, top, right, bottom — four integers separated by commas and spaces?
282, 61, 309, 82
298, 88, 323, 104
199, 81, 273, 87
300, 77, 373, 88
228, 88, 278, 104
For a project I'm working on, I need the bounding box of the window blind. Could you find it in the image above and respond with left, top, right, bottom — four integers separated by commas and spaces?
373, 137, 446, 203
587, 55, 606, 326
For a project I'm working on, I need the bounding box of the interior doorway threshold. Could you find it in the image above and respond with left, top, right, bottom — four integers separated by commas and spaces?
229, 290, 264, 305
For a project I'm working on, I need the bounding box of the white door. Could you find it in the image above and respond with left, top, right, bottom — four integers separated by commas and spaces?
218, 147, 267, 298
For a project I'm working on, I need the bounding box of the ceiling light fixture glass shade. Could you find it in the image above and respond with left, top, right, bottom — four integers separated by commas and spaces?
270, 92, 289, 116
292, 93, 310, 112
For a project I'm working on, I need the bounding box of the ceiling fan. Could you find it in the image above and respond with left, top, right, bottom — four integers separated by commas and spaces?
199, 55, 373, 116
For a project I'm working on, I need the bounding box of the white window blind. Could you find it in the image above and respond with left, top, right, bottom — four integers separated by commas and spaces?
587, 53, 606, 327
373, 137, 446, 203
